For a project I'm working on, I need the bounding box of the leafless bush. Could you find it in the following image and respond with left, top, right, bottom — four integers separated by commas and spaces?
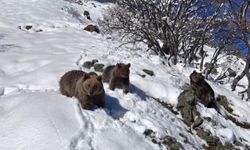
100, 0, 231, 65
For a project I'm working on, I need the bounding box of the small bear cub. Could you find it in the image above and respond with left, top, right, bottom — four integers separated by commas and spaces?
102, 63, 130, 94
59, 70, 105, 110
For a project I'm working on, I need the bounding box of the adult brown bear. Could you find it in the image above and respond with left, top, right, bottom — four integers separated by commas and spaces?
59, 70, 105, 110
190, 70, 215, 108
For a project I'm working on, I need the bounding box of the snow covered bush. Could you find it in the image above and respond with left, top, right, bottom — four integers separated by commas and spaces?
100, 0, 231, 66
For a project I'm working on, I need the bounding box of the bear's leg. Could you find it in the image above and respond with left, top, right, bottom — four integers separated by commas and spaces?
96, 99, 105, 108
109, 78, 117, 91
207, 96, 215, 108
123, 87, 129, 94
80, 100, 94, 110
122, 78, 129, 94
60, 87, 71, 97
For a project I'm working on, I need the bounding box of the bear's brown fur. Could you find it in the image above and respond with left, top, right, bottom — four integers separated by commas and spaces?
190, 70, 215, 108
59, 70, 105, 110
102, 63, 130, 94
84, 24, 100, 33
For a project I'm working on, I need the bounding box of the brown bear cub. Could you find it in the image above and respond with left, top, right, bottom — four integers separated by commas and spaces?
190, 70, 215, 108
59, 70, 105, 110
102, 63, 130, 94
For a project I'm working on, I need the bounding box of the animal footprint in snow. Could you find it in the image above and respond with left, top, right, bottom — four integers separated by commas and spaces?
18, 24, 43, 32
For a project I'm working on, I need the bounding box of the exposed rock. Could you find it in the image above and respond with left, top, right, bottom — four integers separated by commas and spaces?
203, 117, 217, 126
177, 87, 197, 107
18, 25, 38, 31
143, 129, 154, 137
84, 10, 91, 20
162, 136, 183, 150
234, 140, 244, 147
91, 3, 96, 7
94, 63, 104, 72
204, 117, 212, 122
106, 36, 112, 39
180, 105, 196, 126
25, 25, 32, 30
204, 62, 210, 68
0, 87, 4, 96
204, 63, 217, 69
204, 63, 218, 75
82, 59, 99, 69
179, 133, 189, 143
83, 61, 93, 69
142, 69, 155, 76
196, 128, 221, 147
206, 135, 220, 146
84, 24, 100, 33
151, 139, 159, 144
177, 87, 199, 126
215, 143, 238, 150
153, 97, 179, 115
211, 68, 218, 75
216, 95, 233, 113
227, 68, 237, 77
193, 117, 203, 129
35, 29, 43, 32
227, 115, 250, 129
138, 74, 146, 78
75, 0, 83, 5
143, 128, 183, 149
92, 59, 98, 64
196, 127, 239, 150
208, 143, 238, 150
196, 128, 210, 139
216, 95, 228, 107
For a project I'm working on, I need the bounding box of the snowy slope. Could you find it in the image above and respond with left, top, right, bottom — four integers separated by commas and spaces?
0, 92, 79, 150
0, 0, 250, 150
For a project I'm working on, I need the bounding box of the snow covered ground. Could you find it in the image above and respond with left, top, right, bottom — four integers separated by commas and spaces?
0, 0, 250, 150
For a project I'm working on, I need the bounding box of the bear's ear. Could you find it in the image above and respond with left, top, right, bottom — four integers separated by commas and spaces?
116, 63, 121, 68
192, 70, 197, 74
97, 75, 102, 81
83, 73, 90, 80
127, 63, 131, 68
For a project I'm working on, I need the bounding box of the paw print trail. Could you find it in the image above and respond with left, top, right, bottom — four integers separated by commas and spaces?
69, 102, 94, 150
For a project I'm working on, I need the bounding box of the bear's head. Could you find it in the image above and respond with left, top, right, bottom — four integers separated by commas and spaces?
190, 70, 204, 84
115, 63, 130, 78
82, 73, 104, 96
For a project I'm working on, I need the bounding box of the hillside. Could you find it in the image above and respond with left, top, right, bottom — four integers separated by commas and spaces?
0, 0, 250, 150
